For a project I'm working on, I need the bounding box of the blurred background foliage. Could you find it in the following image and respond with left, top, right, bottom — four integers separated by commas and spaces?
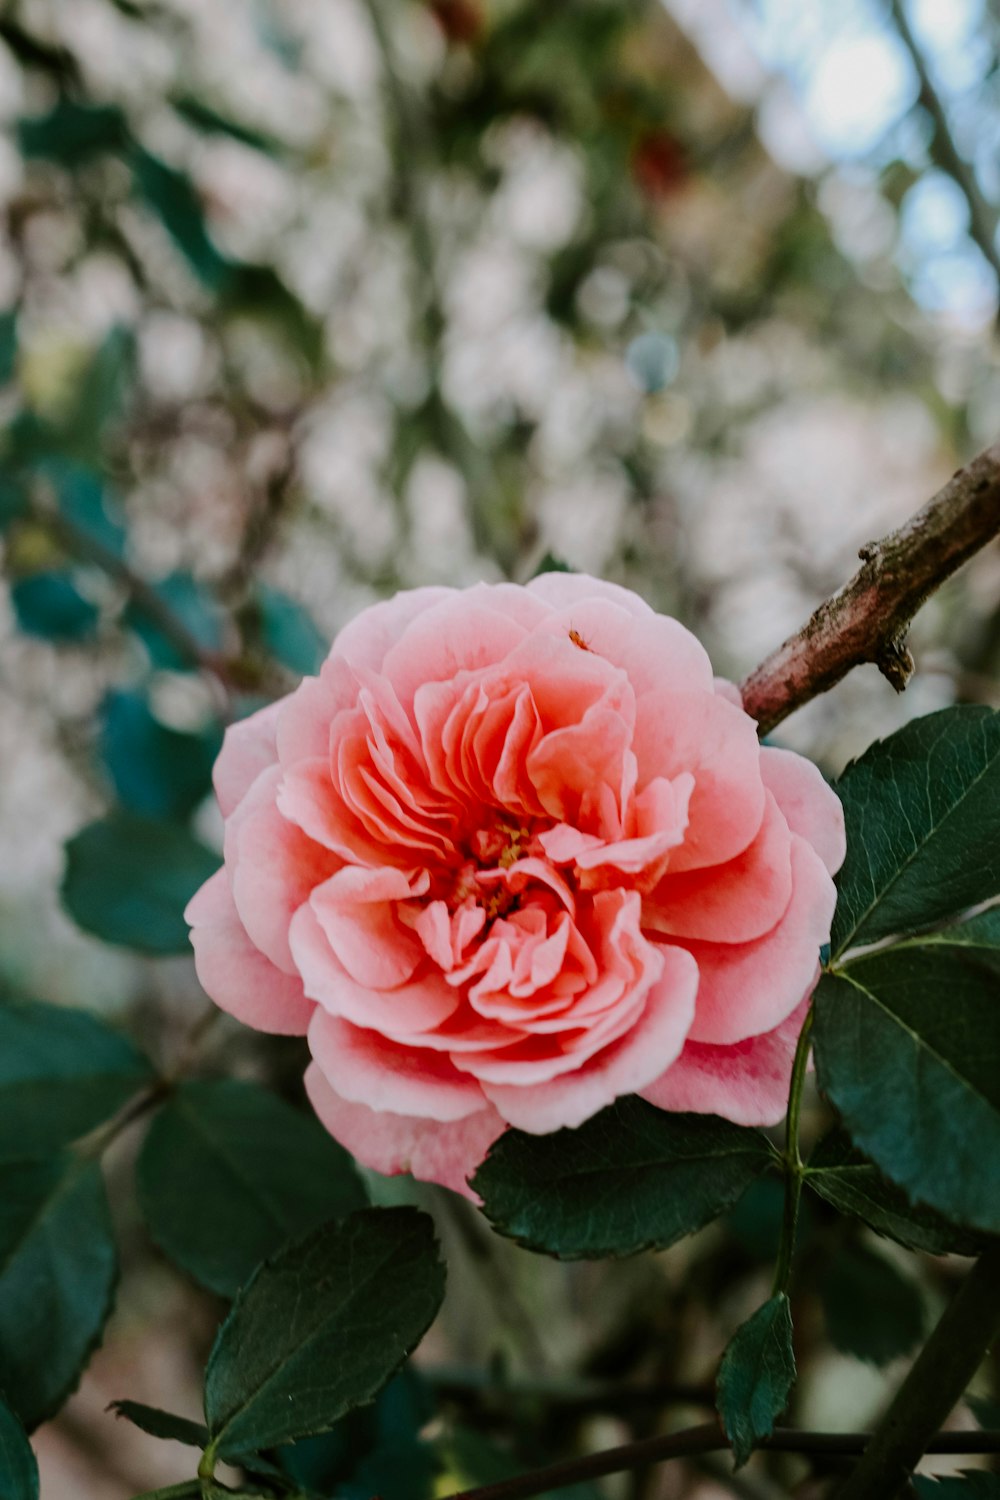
0, 0, 999, 1494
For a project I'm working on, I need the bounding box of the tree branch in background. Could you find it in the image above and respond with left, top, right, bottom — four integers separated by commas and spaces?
889, 0, 1000, 295
439, 1426, 1000, 1500
739, 441, 1000, 734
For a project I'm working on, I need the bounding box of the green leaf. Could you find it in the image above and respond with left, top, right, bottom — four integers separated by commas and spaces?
913, 1478, 1000, 1498
109, 1400, 209, 1449
0, 1156, 117, 1429
277, 1369, 434, 1496
171, 96, 280, 154
0, 308, 17, 386
99, 691, 221, 821
123, 571, 224, 670
0, 1396, 38, 1500
805, 1131, 986, 1257
61, 813, 219, 953
473, 1098, 773, 1259
831, 707, 1000, 957
131, 147, 229, 288
716, 1293, 796, 1469
12, 572, 99, 641
813, 950, 1000, 1233
18, 99, 127, 165
820, 1243, 924, 1366
137, 1079, 367, 1297
0, 998, 153, 1163
203, 1207, 445, 1460
254, 585, 325, 676
59, 326, 135, 452
46, 460, 127, 556
912, 904, 1000, 972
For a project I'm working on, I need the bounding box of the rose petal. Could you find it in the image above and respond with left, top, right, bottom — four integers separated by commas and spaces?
214, 701, 281, 817
640, 999, 810, 1127
308, 1009, 487, 1121
309, 865, 427, 988
760, 745, 846, 876
683, 838, 835, 1044
647, 791, 793, 944
632, 690, 766, 871
481, 945, 698, 1132
186, 869, 314, 1035
305, 1062, 505, 1198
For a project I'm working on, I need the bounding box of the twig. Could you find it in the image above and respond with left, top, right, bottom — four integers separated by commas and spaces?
739, 441, 1000, 734
835, 1239, 1000, 1500
889, 0, 1000, 294
438, 1426, 1000, 1500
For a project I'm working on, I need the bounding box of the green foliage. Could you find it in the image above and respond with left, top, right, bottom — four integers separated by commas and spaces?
48, 461, 127, 556
202, 1207, 445, 1461
0, 998, 153, 1163
913, 1479, 1000, 1497
814, 948, 1000, 1234
11, 571, 99, 640
474, 1098, 774, 1258
439, 1425, 603, 1500
820, 1243, 925, 1367
131, 147, 229, 289
0, 1155, 117, 1429
805, 1131, 985, 1256
254, 583, 326, 676
0, 1397, 38, 1500
98, 691, 221, 820
61, 812, 219, 953
18, 98, 128, 165
0, 309, 17, 387
716, 1293, 796, 1469
109, 1401, 209, 1449
831, 707, 1000, 957
279, 1370, 438, 1500
137, 1079, 368, 1297
123, 571, 225, 670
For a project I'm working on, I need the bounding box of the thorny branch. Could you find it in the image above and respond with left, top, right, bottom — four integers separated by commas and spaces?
740, 440, 1000, 734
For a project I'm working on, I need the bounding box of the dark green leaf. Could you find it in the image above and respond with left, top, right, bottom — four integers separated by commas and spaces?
61, 812, 219, 953
204, 1208, 445, 1459
99, 691, 221, 821
532, 553, 574, 576
124, 571, 224, 670
726, 1176, 811, 1262
814, 951, 1000, 1233
0, 998, 153, 1163
914, 905, 1000, 973
831, 707, 1000, 957
277, 1369, 434, 1495
0, 308, 16, 386
18, 99, 127, 165
59, 326, 135, 451
0, 1156, 117, 1429
12, 572, 99, 641
47, 461, 127, 556
473, 1098, 773, 1259
131, 147, 229, 288
820, 1243, 924, 1366
171, 96, 280, 154
805, 1131, 986, 1256
913, 1477, 1000, 1497
716, 1293, 796, 1469
254, 585, 325, 676
0, 1396, 38, 1500
109, 1400, 209, 1448
137, 1079, 367, 1297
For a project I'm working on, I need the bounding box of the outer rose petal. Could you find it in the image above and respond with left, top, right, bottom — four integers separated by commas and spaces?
213, 701, 281, 817
305, 1062, 505, 1199
534, 599, 715, 699
229, 765, 339, 974
760, 745, 846, 876
526, 571, 654, 618
641, 998, 811, 1127
308, 1009, 486, 1121
683, 838, 836, 1044
481, 945, 698, 1132
185, 869, 313, 1035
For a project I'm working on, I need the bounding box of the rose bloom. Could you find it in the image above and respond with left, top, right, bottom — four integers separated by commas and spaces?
187, 576, 844, 1196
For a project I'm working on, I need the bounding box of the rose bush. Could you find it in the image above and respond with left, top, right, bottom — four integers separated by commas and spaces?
186, 575, 844, 1195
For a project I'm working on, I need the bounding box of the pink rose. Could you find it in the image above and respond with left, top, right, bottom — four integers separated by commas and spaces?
186, 576, 844, 1196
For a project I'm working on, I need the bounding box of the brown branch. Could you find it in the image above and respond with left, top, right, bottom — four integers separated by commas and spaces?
439, 1426, 1000, 1500
739, 442, 1000, 735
